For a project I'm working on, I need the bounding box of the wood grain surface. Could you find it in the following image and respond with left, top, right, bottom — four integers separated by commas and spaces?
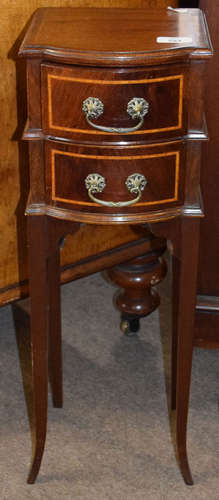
46, 142, 183, 211
0, 0, 177, 305
41, 64, 185, 140
20, 6, 208, 64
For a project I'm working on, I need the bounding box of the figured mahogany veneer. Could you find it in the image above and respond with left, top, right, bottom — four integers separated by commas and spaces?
20, 7, 211, 65
31, 137, 202, 224
18, 6, 212, 486
42, 64, 185, 141
46, 141, 184, 213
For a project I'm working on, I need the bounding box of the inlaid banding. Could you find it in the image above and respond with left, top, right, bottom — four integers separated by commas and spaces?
50, 149, 180, 207
46, 73, 184, 136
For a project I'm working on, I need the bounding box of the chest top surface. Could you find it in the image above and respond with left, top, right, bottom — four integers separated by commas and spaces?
19, 7, 212, 66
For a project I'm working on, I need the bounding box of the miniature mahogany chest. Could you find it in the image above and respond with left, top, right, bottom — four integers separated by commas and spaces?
19, 7, 212, 484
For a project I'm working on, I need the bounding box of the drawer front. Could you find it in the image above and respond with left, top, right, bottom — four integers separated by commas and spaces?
45, 141, 186, 219
41, 64, 187, 142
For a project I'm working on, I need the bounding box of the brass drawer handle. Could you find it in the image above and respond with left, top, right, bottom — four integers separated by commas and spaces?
82, 97, 149, 133
85, 173, 147, 207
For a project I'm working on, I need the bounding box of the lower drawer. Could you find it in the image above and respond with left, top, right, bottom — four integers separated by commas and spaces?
45, 140, 186, 223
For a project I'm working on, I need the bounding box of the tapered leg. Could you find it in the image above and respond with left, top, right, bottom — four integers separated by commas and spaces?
47, 219, 80, 409
150, 216, 200, 485
27, 215, 48, 484
171, 255, 180, 411
175, 216, 200, 486
48, 247, 62, 408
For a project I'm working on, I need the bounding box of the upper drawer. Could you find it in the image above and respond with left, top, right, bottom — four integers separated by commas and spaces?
41, 64, 188, 143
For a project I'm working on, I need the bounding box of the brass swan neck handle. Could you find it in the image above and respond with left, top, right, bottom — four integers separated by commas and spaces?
82, 97, 149, 134
85, 173, 147, 208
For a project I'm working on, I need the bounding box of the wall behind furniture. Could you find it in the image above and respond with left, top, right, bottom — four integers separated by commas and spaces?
197, 0, 219, 297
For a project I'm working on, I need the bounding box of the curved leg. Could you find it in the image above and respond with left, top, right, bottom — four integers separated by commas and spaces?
150, 217, 200, 485
27, 217, 80, 482
48, 219, 80, 409
175, 216, 200, 486
27, 215, 48, 484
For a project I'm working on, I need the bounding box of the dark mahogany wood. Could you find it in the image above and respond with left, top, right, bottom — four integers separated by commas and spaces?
60, 233, 163, 282
193, 0, 219, 349
107, 230, 167, 335
27, 215, 48, 484
171, 254, 180, 410
47, 219, 80, 409
19, 7, 211, 66
19, 7, 212, 484
173, 217, 200, 485
27, 215, 80, 484
150, 215, 200, 485
45, 140, 186, 217
41, 63, 188, 143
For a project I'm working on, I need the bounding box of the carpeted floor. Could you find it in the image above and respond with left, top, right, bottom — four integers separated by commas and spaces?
0, 272, 219, 499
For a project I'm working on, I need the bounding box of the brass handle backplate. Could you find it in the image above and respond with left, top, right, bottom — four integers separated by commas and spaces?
85, 173, 147, 207
82, 97, 149, 133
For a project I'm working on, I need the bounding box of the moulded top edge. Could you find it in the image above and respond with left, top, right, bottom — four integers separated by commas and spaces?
18, 7, 213, 64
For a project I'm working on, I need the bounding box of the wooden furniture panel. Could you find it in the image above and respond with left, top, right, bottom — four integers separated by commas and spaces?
0, 0, 177, 306
21, 6, 207, 64
198, 0, 219, 296
179, 0, 219, 344
41, 63, 186, 141
46, 141, 185, 214
19, 7, 211, 485
195, 0, 219, 345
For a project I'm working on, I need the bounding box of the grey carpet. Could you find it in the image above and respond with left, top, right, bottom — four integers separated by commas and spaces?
0, 272, 219, 499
